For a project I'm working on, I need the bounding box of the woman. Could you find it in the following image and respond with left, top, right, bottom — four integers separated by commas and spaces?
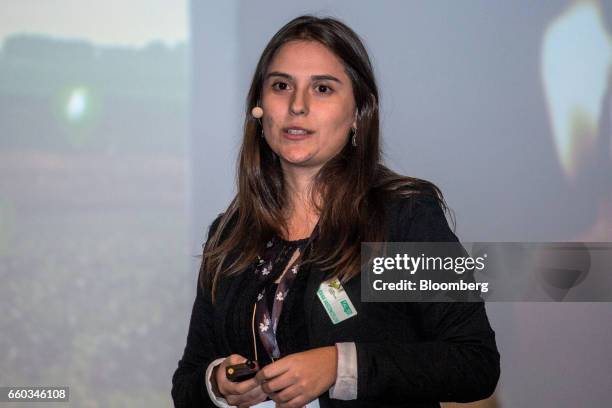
172, 15, 500, 408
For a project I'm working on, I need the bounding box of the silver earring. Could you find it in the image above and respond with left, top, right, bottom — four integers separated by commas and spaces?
351, 127, 357, 147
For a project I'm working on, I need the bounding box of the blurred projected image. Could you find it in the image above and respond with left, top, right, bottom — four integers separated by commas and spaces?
541, 0, 612, 240
0, 1, 189, 407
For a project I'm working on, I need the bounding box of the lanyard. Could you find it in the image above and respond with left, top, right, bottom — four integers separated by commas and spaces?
251, 234, 315, 363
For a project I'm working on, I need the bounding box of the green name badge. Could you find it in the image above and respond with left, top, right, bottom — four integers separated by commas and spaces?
316, 278, 357, 324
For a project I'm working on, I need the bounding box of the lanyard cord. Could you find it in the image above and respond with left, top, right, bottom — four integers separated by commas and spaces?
251, 302, 278, 363
251, 302, 258, 363
252, 229, 319, 364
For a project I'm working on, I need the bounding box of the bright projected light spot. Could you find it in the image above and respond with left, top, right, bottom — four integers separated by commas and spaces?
541, 1, 611, 180
66, 88, 88, 122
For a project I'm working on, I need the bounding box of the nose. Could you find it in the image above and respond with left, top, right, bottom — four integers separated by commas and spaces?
289, 88, 308, 116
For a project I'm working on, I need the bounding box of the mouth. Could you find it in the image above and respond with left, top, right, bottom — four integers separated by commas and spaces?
282, 126, 314, 140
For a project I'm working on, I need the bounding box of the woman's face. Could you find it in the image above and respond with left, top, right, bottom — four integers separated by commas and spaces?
261, 40, 357, 172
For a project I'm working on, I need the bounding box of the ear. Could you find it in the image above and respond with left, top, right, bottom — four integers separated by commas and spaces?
352, 109, 358, 129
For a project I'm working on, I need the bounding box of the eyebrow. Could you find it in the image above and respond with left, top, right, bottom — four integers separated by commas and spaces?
265, 71, 343, 84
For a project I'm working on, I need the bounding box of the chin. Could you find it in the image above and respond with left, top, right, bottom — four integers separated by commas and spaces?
278, 149, 315, 164
280, 154, 319, 167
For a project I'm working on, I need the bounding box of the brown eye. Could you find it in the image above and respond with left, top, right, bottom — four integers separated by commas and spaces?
272, 82, 289, 91
316, 84, 332, 94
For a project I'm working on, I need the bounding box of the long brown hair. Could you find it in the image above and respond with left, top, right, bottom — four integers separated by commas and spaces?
201, 15, 448, 302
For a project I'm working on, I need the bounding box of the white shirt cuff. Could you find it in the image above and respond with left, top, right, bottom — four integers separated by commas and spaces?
329, 342, 358, 400
205, 357, 235, 407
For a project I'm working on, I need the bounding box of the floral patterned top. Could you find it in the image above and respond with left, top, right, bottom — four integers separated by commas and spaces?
225, 235, 312, 367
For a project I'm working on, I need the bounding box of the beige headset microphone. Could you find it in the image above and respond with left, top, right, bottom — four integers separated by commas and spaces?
251, 106, 264, 119
252, 105, 265, 139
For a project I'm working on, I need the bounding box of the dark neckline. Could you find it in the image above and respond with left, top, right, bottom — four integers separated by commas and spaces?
275, 235, 310, 245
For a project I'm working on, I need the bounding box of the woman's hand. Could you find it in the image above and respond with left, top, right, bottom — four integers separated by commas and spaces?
213, 354, 268, 408
255, 346, 338, 408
